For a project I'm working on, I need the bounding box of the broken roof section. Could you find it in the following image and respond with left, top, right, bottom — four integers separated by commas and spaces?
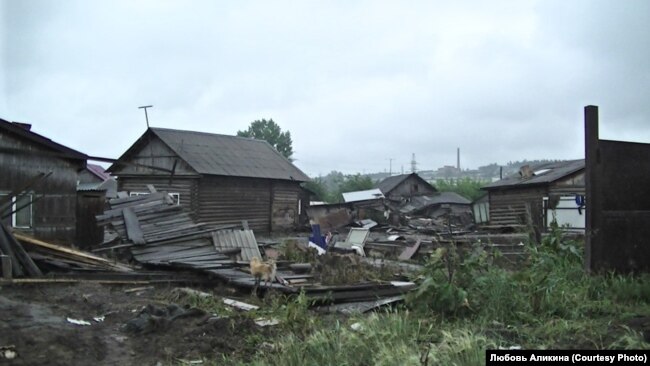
342, 188, 385, 203
398, 192, 471, 214
110, 127, 310, 182
482, 159, 584, 190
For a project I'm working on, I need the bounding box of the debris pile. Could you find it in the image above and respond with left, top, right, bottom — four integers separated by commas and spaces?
96, 192, 261, 270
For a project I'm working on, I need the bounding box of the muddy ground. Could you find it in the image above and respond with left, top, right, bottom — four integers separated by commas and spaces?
0, 282, 273, 366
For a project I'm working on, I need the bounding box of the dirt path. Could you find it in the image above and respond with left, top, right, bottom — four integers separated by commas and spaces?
0, 283, 268, 365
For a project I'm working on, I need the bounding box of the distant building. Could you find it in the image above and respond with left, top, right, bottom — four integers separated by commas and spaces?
377, 173, 437, 201
481, 159, 585, 231
78, 163, 117, 198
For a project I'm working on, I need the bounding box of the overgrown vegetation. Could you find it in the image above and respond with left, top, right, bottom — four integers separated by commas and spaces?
213, 225, 649, 365
434, 177, 487, 201
305, 171, 375, 203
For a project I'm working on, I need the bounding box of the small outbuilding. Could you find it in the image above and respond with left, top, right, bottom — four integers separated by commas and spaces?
481, 159, 585, 231
109, 127, 310, 232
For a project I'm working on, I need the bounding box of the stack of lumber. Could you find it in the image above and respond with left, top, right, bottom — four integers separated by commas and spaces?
14, 233, 133, 273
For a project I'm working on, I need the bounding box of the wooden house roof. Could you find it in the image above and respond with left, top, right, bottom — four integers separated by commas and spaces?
376, 173, 437, 195
482, 159, 584, 190
112, 127, 310, 182
0, 118, 87, 162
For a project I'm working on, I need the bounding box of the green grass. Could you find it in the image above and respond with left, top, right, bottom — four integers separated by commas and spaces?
214, 226, 649, 365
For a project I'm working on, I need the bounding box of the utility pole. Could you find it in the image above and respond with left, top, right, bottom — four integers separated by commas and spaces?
138, 105, 153, 128
411, 153, 417, 173
387, 158, 393, 176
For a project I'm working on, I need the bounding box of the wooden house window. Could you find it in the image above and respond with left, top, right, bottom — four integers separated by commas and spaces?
0, 193, 33, 228
130, 191, 180, 205
413, 184, 419, 192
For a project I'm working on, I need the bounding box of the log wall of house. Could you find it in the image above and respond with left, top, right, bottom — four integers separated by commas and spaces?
198, 176, 272, 232
0, 132, 82, 244
386, 175, 436, 199
271, 181, 301, 231
549, 172, 586, 196
488, 187, 547, 228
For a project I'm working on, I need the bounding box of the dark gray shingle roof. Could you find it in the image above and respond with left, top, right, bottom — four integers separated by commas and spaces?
377, 173, 436, 195
150, 128, 309, 181
482, 159, 584, 190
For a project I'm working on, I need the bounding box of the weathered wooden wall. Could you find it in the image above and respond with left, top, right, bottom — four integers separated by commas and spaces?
585, 105, 650, 273
549, 172, 585, 196
112, 136, 196, 176
198, 176, 272, 232
271, 181, 300, 231
488, 187, 546, 228
76, 190, 106, 248
0, 131, 82, 244
386, 175, 436, 199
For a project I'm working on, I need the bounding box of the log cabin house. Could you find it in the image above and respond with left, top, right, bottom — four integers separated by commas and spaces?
109, 127, 310, 232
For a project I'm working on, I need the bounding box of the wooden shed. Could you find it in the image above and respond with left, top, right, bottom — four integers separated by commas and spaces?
376, 173, 437, 200
109, 127, 310, 232
0, 119, 87, 244
481, 159, 585, 231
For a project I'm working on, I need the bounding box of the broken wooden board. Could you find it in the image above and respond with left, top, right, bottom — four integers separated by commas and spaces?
398, 239, 422, 261
0, 223, 41, 277
123, 207, 145, 245
14, 232, 133, 273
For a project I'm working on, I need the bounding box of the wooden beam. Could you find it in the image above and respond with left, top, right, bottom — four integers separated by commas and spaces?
123, 207, 145, 245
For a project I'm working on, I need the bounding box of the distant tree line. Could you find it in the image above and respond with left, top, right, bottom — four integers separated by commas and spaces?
434, 177, 487, 201
304, 171, 374, 203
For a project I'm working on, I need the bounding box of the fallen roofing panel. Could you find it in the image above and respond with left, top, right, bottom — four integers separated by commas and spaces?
342, 189, 385, 203
211, 229, 261, 262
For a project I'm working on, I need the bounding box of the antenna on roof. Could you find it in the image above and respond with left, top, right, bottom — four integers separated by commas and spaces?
138, 105, 153, 128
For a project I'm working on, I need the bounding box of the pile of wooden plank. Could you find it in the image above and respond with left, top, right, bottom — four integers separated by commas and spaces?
96, 192, 261, 270
95, 190, 416, 305
14, 233, 134, 273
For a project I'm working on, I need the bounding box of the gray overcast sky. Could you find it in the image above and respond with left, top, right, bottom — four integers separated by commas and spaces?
2, 0, 649, 176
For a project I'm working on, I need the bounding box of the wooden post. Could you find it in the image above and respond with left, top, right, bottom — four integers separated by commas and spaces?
1, 255, 11, 279
584, 105, 599, 272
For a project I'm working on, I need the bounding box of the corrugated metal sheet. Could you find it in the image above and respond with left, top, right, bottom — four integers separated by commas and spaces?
211, 229, 261, 261
342, 189, 384, 203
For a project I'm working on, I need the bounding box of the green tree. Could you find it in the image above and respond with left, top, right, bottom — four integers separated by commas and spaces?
237, 119, 294, 159
435, 177, 486, 201
303, 178, 328, 202
339, 174, 374, 194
